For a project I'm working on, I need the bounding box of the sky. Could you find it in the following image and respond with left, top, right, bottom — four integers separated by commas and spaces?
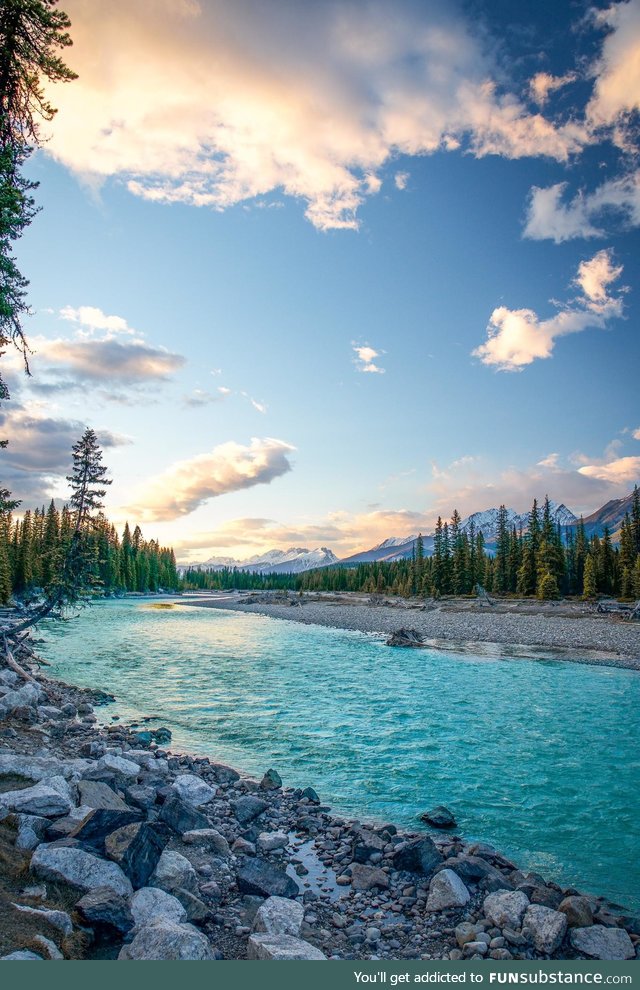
2, 0, 640, 562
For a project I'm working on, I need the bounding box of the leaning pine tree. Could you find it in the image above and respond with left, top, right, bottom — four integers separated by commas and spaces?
1, 428, 111, 679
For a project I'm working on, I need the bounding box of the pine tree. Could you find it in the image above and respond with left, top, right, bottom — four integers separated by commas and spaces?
583, 554, 597, 599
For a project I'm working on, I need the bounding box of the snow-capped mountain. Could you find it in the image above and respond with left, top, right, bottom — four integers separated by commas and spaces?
459, 501, 577, 541
188, 547, 338, 574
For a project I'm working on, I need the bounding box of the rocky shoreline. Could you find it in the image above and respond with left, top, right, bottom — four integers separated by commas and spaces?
181, 592, 640, 671
0, 650, 638, 962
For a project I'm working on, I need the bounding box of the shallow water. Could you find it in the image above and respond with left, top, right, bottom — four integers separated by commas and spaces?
39, 599, 640, 913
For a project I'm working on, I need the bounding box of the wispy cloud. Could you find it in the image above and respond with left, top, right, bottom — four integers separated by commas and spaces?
126, 437, 296, 521
523, 171, 640, 242
394, 171, 409, 190
353, 343, 385, 374
472, 249, 625, 371
529, 71, 577, 108
44, 0, 598, 231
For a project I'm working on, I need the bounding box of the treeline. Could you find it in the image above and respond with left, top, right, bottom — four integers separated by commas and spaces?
0, 500, 180, 604
183, 492, 640, 601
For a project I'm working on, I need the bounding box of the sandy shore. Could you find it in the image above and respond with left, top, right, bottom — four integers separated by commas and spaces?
180, 592, 640, 672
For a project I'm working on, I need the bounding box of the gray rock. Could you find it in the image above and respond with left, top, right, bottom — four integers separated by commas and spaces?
247, 934, 326, 960
69, 808, 141, 851
172, 887, 210, 922
420, 805, 457, 829
260, 769, 282, 791
236, 857, 300, 898
484, 889, 530, 929
171, 774, 217, 807
105, 821, 170, 889
300, 786, 320, 803
443, 855, 510, 892
455, 922, 479, 948
426, 868, 470, 911
0, 951, 43, 960
77, 780, 131, 811
118, 920, 215, 960
0, 776, 74, 818
558, 895, 594, 928
257, 831, 288, 853
158, 794, 209, 834
130, 886, 187, 927
392, 836, 444, 876
95, 754, 140, 780
151, 849, 198, 895
37, 705, 64, 721
31, 935, 63, 960
76, 886, 134, 932
0, 682, 44, 716
182, 828, 230, 856
234, 795, 268, 825
124, 784, 157, 810
523, 904, 567, 954
252, 896, 304, 936
11, 903, 73, 936
570, 926, 635, 960
349, 863, 389, 891
30, 844, 133, 897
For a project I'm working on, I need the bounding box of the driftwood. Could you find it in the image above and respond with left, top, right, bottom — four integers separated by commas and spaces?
475, 584, 495, 606
386, 627, 425, 647
2, 634, 38, 684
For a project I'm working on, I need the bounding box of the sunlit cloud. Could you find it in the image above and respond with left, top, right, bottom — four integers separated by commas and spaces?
472, 249, 625, 371
586, 0, 640, 150
353, 343, 385, 374
42, 0, 597, 231
537, 453, 560, 470
578, 456, 640, 484
529, 71, 577, 108
59, 305, 134, 335
126, 437, 296, 522
523, 171, 640, 242
394, 171, 409, 190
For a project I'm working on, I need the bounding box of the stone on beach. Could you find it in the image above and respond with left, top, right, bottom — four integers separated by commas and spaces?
523, 904, 567, 954
235, 857, 300, 898
426, 868, 470, 911
0, 776, 74, 818
158, 794, 210, 834
182, 828, 230, 856
349, 862, 390, 891
233, 795, 268, 825
252, 896, 304, 936
247, 933, 326, 960
129, 887, 187, 927
77, 780, 131, 811
484, 889, 530, 929
570, 925, 635, 960
392, 836, 444, 875
151, 849, 199, 895
75, 886, 134, 932
118, 919, 215, 960
30, 844, 133, 897
170, 774, 217, 807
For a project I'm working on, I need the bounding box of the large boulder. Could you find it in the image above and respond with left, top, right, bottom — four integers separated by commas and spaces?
349, 863, 389, 891
257, 831, 288, 853
30, 844, 133, 897
235, 857, 299, 899
76, 886, 134, 933
523, 904, 567, 954
570, 926, 635, 960
484, 890, 530, 929
426, 868, 470, 911
247, 934, 326, 960
77, 780, 131, 811
129, 887, 187, 927
170, 775, 217, 807
441, 855, 510, 892
0, 682, 44, 716
0, 776, 74, 818
558, 896, 594, 928
158, 794, 209, 834
182, 829, 230, 857
11, 903, 73, 936
233, 795, 268, 825
252, 896, 304, 936
392, 836, 444, 876
420, 805, 457, 829
0, 753, 89, 782
151, 850, 198, 895
118, 920, 215, 960
94, 754, 140, 780
69, 808, 141, 851
104, 821, 170, 889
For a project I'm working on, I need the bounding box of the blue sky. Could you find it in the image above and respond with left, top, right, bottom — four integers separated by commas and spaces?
2, 0, 639, 561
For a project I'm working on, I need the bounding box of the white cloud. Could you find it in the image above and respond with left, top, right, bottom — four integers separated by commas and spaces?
523, 170, 640, 242
578, 456, 640, 484
60, 305, 134, 335
126, 437, 295, 521
250, 398, 267, 414
394, 171, 409, 190
586, 0, 640, 149
537, 453, 560, 470
633, 427, 640, 441
353, 343, 385, 374
529, 71, 577, 107
42, 0, 590, 231
472, 249, 625, 371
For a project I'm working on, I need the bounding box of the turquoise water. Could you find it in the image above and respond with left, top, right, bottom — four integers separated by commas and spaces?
39, 599, 640, 913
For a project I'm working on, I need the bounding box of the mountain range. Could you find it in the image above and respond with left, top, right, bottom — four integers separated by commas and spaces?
181, 490, 638, 573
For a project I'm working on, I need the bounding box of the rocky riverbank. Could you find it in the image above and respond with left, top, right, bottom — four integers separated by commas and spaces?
182, 592, 640, 671
0, 654, 638, 963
